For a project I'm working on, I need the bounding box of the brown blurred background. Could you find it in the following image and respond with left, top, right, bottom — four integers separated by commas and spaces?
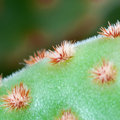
0, 0, 120, 77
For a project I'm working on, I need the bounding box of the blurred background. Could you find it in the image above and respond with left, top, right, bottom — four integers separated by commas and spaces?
0, 0, 120, 77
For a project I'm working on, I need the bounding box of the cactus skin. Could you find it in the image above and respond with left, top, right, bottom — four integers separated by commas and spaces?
1, 34, 120, 120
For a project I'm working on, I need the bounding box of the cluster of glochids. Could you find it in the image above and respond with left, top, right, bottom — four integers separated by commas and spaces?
56, 110, 78, 120
98, 21, 120, 38
1, 83, 30, 110
24, 41, 75, 65
0, 21, 120, 119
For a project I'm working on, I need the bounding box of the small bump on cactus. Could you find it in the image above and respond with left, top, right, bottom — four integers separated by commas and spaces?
1, 83, 31, 110
91, 59, 117, 84
98, 21, 120, 38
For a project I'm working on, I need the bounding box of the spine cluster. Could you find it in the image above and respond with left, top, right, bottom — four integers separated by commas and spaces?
98, 21, 120, 38
1, 83, 30, 110
57, 110, 77, 120
91, 60, 116, 84
24, 41, 75, 65
49, 41, 75, 64
24, 49, 47, 65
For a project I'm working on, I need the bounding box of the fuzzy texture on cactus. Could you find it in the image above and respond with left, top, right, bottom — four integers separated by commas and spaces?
0, 21, 120, 120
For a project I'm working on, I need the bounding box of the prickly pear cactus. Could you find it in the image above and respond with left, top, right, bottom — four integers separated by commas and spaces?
0, 21, 120, 120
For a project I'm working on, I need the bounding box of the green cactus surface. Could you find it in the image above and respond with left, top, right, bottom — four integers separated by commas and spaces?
1, 23, 120, 119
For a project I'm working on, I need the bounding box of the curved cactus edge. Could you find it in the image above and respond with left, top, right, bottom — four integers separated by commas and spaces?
1, 35, 106, 83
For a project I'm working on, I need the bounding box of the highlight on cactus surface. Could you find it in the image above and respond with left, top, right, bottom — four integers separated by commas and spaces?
24, 49, 47, 65
98, 21, 120, 38
91, 59, 117, 84
49, 41, 75, 64
57, 110, 77, 120
1, 83, 31, 110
